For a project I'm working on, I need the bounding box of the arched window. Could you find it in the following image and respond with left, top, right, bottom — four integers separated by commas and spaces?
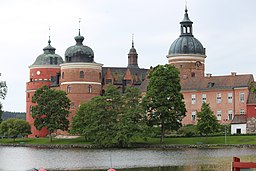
62, 72, 64, 79
80, 71, 84, 78
67, 85, 71, 93
88, 85, 92, 93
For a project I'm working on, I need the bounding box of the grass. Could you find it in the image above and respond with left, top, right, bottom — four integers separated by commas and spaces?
1, 135, 256, 146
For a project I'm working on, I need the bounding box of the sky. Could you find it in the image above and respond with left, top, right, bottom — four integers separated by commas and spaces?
0, 0, 256, 112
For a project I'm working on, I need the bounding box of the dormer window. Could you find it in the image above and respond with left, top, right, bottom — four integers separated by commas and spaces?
208, 82, 215, 88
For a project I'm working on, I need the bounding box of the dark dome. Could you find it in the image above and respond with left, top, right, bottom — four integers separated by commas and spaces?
32, 40, 64, 66
65, 31, 94, 63
168, 8, 205, 56
168, 36, 205, 55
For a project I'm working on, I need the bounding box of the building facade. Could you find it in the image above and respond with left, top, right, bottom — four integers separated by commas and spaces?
26, 7, 256, 137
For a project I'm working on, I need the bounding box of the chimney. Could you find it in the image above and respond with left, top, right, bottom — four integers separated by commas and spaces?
231, 72, 236, 76
206, 73, 212, 78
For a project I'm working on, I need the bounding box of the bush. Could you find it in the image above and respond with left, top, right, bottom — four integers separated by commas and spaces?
178, 124, 198, 137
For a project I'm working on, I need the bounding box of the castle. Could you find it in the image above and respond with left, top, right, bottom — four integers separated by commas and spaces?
26, 8, 256, 137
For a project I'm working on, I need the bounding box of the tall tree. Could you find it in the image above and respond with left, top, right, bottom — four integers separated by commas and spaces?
32, 85, 70, 142
143, 64, 186, 143
71, 85, 147, 147
0, 118, 31, 141
197, 102, 220, 142
0, 80, 7, 123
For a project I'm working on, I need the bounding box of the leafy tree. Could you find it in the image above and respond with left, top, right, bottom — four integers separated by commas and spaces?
0, 118, 31, 141
142, 64, 186, 143
71, 85, 147, 147
197, 102, 220, 142
0, 80, 7, 123
32, 85, 70, 142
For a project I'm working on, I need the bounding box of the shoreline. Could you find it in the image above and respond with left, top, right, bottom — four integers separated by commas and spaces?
1, 143, 256, 149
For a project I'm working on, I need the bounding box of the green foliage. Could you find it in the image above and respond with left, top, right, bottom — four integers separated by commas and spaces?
197, 103, 220, 140
178, 124, 198, 137
142, 64, 186, 143
0, 80, 7, 123
71, 85, 147, 147
0, 118, 31, 141
32, 85, 70, 142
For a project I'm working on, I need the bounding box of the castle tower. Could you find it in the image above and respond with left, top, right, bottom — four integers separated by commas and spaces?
128, 35, 138, 68
167, 7, 206, 80
59, 29, 103, 121
26, 38, 63, 137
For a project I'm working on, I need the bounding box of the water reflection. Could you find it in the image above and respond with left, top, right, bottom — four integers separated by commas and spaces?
0, 146, 256, 171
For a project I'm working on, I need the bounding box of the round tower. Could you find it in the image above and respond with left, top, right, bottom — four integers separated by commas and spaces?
26, 38, 63, 137
59, 29, 103, 120
167, 8, 206, 80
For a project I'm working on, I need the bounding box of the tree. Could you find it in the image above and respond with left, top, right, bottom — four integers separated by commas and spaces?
142, 64, 186, 143
197, 102, 220, 142
31, 85, 70, 142
0, 118, 31, 141
71, 85, 147, 147
0, 80, 7, 123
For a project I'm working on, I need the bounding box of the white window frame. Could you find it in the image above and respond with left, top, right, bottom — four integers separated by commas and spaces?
228, 92, 233, 103
240, 92, 245, 102
202, 94, 207, 103
191, 94, 196, 105
240, 109, 245, 115
192, 111, 196, 121
228, 109, 233, 120
217, 110, 222, 120
216, 93, 221, 103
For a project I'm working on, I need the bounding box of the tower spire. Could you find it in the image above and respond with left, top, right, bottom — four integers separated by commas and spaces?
48, 26, 51, 45
78, 18, 81, 36
132, 33, 134, 48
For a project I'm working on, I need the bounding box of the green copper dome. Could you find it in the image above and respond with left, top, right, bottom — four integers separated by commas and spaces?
65, 30, 94, 63
168, 8, 205, 56
32, 39, 64, 66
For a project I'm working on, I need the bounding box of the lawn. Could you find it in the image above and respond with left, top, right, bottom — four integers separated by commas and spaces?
1, 135, 256, 145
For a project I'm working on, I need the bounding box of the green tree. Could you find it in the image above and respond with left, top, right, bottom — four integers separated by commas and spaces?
0, 118, 31, 141
0, 80, 7, 123
142, 64, 186, 143
71, 85, 147, 147
32, 85, 70, 142
197, 102, 220, 142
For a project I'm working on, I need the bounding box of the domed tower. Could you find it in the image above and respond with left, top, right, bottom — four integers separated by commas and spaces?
167, 7, 206, 79
128, 36, 138, 68
26, 38, 63, 137
60, 29, 103, 120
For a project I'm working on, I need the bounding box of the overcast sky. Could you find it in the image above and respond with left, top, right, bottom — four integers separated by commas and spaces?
0, 0, 256, 112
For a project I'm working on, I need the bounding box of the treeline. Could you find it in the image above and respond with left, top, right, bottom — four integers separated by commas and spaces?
2, 111, 26, 120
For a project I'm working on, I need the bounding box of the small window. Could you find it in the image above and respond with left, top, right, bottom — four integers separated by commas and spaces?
71, 102, 75, 109
240, 109, 245, 115
191, 94, 196, 104
80, 71, 84, 78
99, 72, 102, 80
106, 79, 112, 84
67, 85, 71, 93
30, 106, 33, 114
88, 85, 92, 93
54, 57, 58, 64
208, 82, 215, 88
228, 109, 233, 120
50, 57, 53, 64
228, 93, 232, 103
202, 94, 206, 103
240, 92, 245, 102
217, 110, 222, 120
192, 111, 196, 121
191, 72, 195, 77
62, 72, 64, 79
216, 93, 221, 103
